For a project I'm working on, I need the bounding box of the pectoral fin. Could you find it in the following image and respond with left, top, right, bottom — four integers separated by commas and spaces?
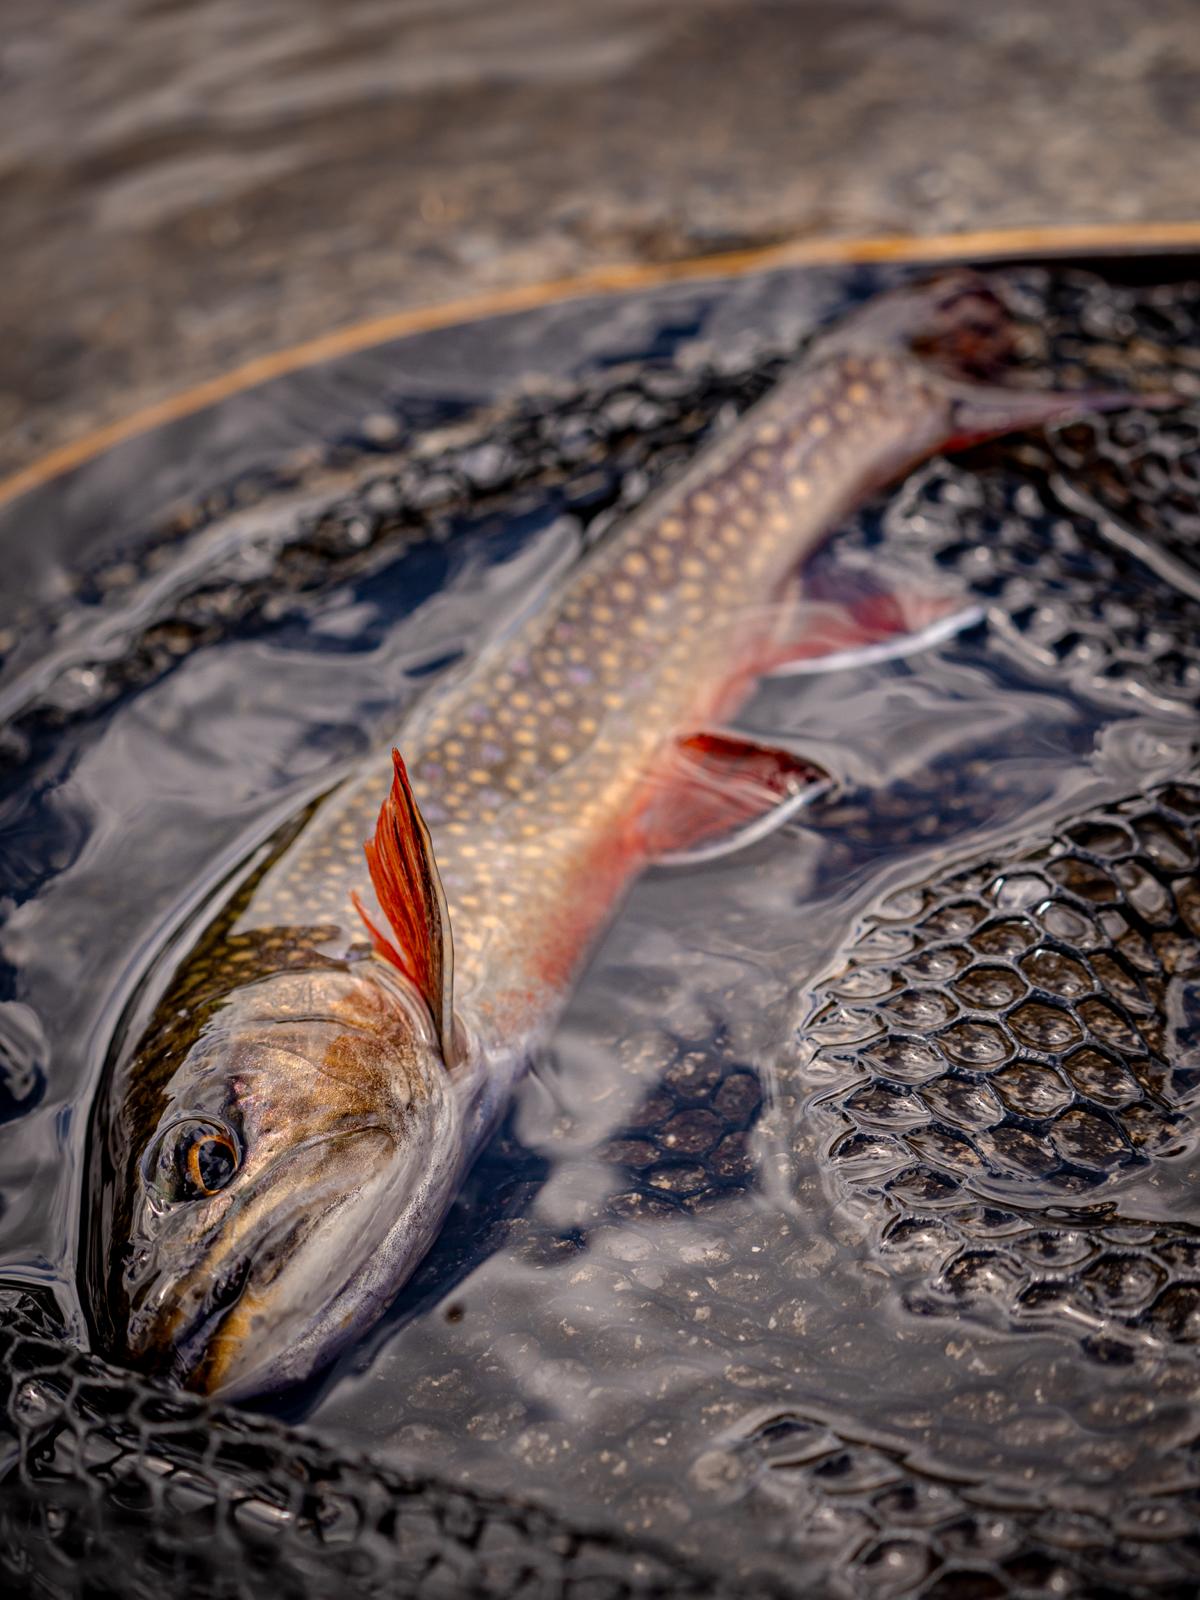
353, 748, 456, 1064
645, 732, 831, 866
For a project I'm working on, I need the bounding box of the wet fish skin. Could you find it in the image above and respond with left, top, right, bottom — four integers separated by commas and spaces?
83, 275, 1148, 1397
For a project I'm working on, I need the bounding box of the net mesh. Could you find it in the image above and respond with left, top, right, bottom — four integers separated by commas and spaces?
5, 261, 1200, 1597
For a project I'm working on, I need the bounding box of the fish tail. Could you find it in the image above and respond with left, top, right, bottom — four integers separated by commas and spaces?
817, 270, 1178, 447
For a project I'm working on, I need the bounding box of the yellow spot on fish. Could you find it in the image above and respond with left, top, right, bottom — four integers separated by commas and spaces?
693, 492, 717, 515
661, 518, 684, 540
809, 414, 830, 438
790, 476, 810, 498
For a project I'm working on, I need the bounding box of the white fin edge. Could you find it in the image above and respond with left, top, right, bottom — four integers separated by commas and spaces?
764, 603, 985, 678
654, 774, 834, 868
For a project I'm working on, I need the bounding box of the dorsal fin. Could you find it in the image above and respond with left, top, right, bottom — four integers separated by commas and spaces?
352, 749, 455, 1065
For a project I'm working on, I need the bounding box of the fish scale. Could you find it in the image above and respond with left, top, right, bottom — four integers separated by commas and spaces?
808, 773, 1200, 1349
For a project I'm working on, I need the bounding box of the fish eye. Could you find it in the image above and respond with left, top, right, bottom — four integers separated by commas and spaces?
142, 1118, 241, 1204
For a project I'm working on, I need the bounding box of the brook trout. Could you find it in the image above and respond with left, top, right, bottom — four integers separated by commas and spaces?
82, 275, 1154, 1396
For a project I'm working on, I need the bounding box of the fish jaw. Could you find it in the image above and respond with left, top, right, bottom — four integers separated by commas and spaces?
184, 1101, 468, 1399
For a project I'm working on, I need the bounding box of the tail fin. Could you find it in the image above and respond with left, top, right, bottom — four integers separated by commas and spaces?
816, 270, 1178, 449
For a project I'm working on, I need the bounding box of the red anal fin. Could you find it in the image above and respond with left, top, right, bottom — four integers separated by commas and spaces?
758, 591, 982, 678
353, 748, 455, 1065
643, 732, 830, 865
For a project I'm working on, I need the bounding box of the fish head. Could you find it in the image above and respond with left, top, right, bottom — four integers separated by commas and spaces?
104, 959, 461, 1398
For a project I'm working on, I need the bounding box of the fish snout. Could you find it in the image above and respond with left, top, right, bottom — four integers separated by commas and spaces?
121, 1120, 399, 1394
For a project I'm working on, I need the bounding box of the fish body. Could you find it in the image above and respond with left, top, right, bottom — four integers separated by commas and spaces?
81, 276, 1148, 1396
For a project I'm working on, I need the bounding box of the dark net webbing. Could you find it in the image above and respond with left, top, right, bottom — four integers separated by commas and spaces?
5, 264, 1200, 1598
0, 1290, 749, 1600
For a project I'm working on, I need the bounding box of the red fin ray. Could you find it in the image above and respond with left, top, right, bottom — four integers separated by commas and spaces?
353, 749, 455, 1064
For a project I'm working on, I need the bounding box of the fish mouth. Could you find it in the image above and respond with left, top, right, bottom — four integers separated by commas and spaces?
160, 1251, 256, 1390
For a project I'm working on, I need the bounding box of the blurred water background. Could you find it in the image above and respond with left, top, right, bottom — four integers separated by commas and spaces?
4, 0, 1200, 478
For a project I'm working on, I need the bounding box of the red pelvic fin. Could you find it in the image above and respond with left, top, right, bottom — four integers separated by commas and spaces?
643, 732, 830, 864
353, 748, 455, 1064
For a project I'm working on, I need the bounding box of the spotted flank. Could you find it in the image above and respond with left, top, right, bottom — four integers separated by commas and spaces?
82, 273, 1155, 1399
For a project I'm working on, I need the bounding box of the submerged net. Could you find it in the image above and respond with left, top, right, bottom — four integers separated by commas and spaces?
810, 773, 1200, 1347
5, 262, 1200, 1597
0, 1288, 749, 1600
7, 1278, 1200, 1599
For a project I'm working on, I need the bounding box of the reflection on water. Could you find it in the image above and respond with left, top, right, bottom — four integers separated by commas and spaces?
3, 259, 1200, 1594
